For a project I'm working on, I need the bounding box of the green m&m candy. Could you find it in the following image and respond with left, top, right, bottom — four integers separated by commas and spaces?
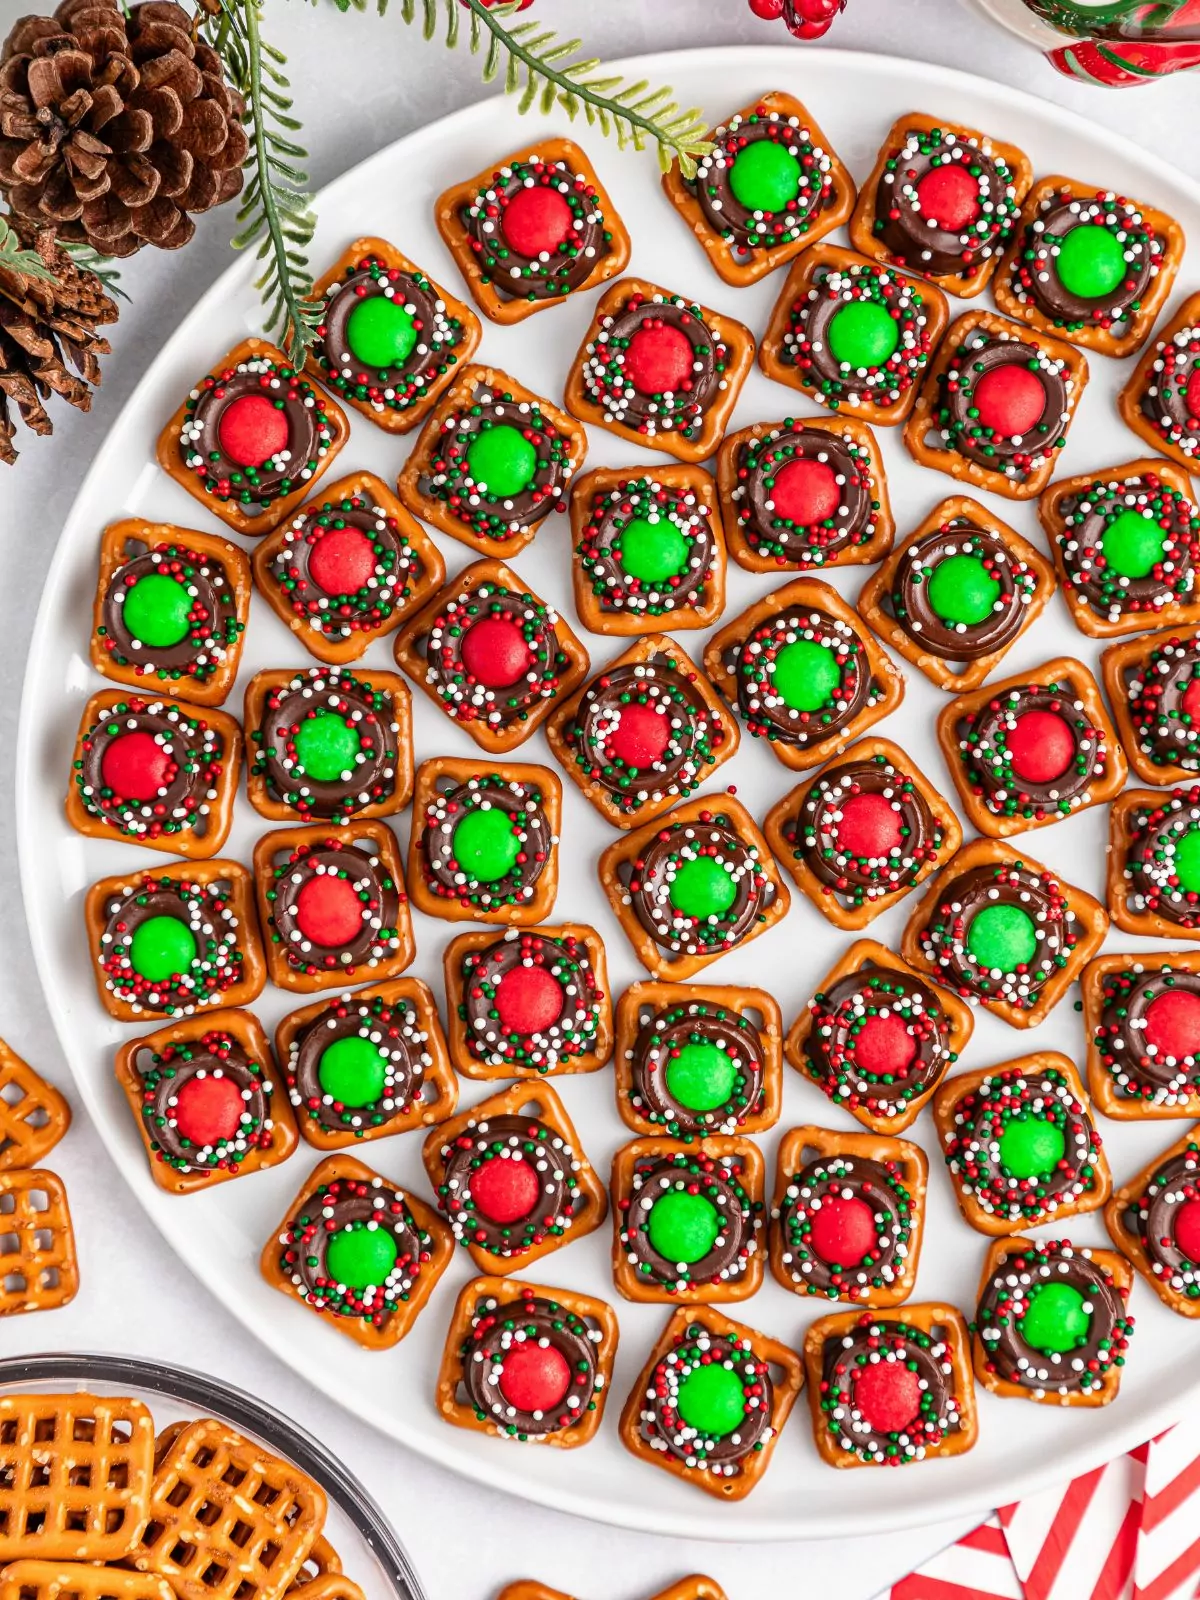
617, 516, 689, 583
927, 554, 1000, 627
647, 1189, 720, 1264
728, 139, 802, 214
771, 638, 841, 712
325, 1222, 398, 1289
1019, 1281, 1091, 1354
122, 574, 192, 649
966, 903, 1037, 972
669, 857, 737, 920
1101, 510, 1165, 581
293, 711, 361, 783
451, 807, 520, 884
665, 1042, 738, 1113
1174, 824, 1200, 893
345, 295, 416, 369
1055, 224, 1126, 302
317, 1036, 388, 1107
129, 915, 197, 983
675, 1362, 747, 1436
998, 1114, 1066, 1180
827, 301, 899, 369
466, 424, 537, 497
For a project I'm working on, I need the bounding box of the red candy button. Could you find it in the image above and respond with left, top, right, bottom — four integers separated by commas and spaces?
172, 1073, 243, 1146
770, 457, 840, 525
605, 701, 670, 770
852, 1360, 922, 1434
468, 1153, 540, 1224
494, 965, 564, 1034
308, 526, 376, 596
809, 1195, 876, 1267
497, 1340, 572, 1413
1007, 709, 1074, 784
217, 393, 289, 467
973, 365, 1046, 437
835, 793, 903, 858
1186, 366, 1200, 421
1174, 1197, 1200, 1261
1143, 989, 1200, 1059
915, 163, 980, 232
851, 1012, 918, 1077
502, 186, 574, 258
460, 616, 532, 688
1182, 678, 1200, 721
100, 731, 172, 801
293, 874, 362, 947
624, 323, 693, 396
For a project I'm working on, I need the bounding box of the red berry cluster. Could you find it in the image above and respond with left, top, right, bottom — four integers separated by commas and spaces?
748, 0, 847, 40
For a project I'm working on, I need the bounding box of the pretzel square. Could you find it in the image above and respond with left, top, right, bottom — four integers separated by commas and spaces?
0, 1562, 173, 1600
770, 1124, 928, 1308
288, 1578, 363, 1600
545, 635, 738, 830
1082, 950, 1200, 1120
498, 1581, 728, 1600
396, 365, 586, 559
442, 923, 612, 1078
261, 1152, 452, 1350
0, 1171, 78, 1318
421, 1078, 607, 1276
848, 112, 1033, 299
803, 1303, 977, 1467
784, 938, 973, 1136
250, 471, 446, 667
1105, 1123, 1200, 1317
0, 1042, 70, 1170
155, 338, 349, 537
936, 656, 1126, 838
252, 821, 414, 993
617, 1304, 802, 1499
283, 1533, 339, 1590
856, 495, 1056, 692
434, 139, 630, 325
563, 279, 755, 464
613, 980, 782, 1138
66, 690, 242, 859
0, 1394, 153, 1558
393, 558, 590, 756
1101, 626, 1200, 786
763, 735, 961, 928
1117, 291, 1200, 471
598, 793, 790, 980
703, 577, 904, 773
434, 1274, 619, 1448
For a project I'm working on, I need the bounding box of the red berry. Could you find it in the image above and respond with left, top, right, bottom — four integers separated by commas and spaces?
747, 0, 786, 17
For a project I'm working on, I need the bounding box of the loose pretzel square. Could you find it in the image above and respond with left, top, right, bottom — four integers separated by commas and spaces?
114, 1008, 298, 1196
848, 112, 1033, 300
770, 1124, 928, 1308
661, 91, 855, 288
563, 278, 755, 464
406, 757, 562, 925
434, 139, 630, 325
90, 520, 252, 707
434, 1273, 619, 1448
155, 338, 349, 538
936, 656, 1126, 838
250, 472, 446, 667
396, 365, 586, 559
762, 735, 961, 928
0, 1042, 70, 1170
1101, 626, 1200, 787
785, 938, 973, 1136
442, 923, 612, 1078
0, 1562, 174, 1600
546, 635, 739, 830
1107, 785, 1200, 942
1105, 1123, 1200, 1318
0, 1394, 153, 1558
261, 1152, 452, 1349
498, 1581, 728, 1600
1082, 950, 1200, 1121
0, 1171, 78, 1318
903, 310, 1088, 500
253, 821, 414, 993
703, 577, 904, 773
803, 1303, 977, 1468
1117, 291, 1200, 472
613, 980, 783, 1138
393, 558, 590, 756
66, 690, 242, 859
856, 495, 1056, 692
421, 1078, 607, 1275
618, 1304, 802, 1499
289, 1579, 363, 1600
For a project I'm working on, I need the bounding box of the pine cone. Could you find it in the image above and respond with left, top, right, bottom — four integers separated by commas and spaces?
0, 215, 118, 463
0, 0, 247, 258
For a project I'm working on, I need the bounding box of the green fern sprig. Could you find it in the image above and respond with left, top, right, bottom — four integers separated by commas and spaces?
0, 215, 59, 285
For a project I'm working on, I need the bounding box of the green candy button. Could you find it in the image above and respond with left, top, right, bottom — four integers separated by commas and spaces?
772, 638, 841, 712
1175, 824, 1200, 892
927, 553, 1001, 626
966, 903, 1037, 972
617, 515, 690, 583
647, 1189, 721, 1264
1101, 510, 1165, 580
1056, 223, 1126, 301
129, 915, 197, 983
317, 1036, 388, 1107
827, 300, 899, 369
1019, 1281, 1091, 1355
999, 1114, 1066, 1180
325, 1223, 398, 1289
293, 711, 361, 784
665, 1042, 738, 1113
728, 139, 802, 214
122, 574, 192, 649
670, 857, 737, 920
675, 1363, 747, 1437
466, 424, 537, 497
345, 295, 416, 369
451, 807, 520, 883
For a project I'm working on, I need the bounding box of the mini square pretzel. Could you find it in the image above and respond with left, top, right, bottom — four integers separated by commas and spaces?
406, 757, 562, 925
803, 1303, 976, 1468
434, 138, 630, 324
762, 735, 961, 929
442, 923, 612, 1078
1107, 785, 1200, 942
545, 635, 739, 830
1117, 291, 1200, 471
250, 471, 446, 667
758, 245, 949, 427
703, 576, 904, 773
114, 1008, 298, 1195
434, 1274, 619, 1448
936, 656, 1127, 838
1038, 458, 1200, 638
617, 1303, 803, 1499
716, 414, 893, 575
855, 495, 1056, 693
1101, 626, 1200, 787
155, 338, 349, 537
1082, 950, 1200, 1120
900, 836, 1108, 1029
0, 1563, 175, 1600
0, 1171, 79, 1318
498, 1580, 729, 1600
903, 309, 1088, 500
994, 175, 1184, 359
252, 821, 414, 993
568, 465, 727, 634
90, 519, 252, 706
1104, 1123, 1200, 1317
972, 1237, 1134, 1407
770, 1124, 928, 1308
260, 1152, 453, 1350
243, 666, 414, 825
421, 1078, 607, 1276
848, 112, 1033, 299
66, 690, 242, 859
274, 978, 458, 1150
396, 364, 586, 559
785, 938, 973, 1136
598, 793, 790, 981
0, 1393, 153, 1558
563, 278, 755, 464
392, 557, 590, 756
613, 980, 783, 1138
0, 1041, 70, 1169
661, 91, 855, 288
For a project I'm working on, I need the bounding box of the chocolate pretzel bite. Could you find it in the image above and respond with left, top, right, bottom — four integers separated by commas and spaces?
0, 1042, 69, 1170
770, 1125, 927, 1308
435, 1274, 619, 1448
1108, 785, 1200, 941
618, 1304, 803, 1499
499, 1582, 728, 1600
763, 735, 961, 928
1082, 950, 1200, 1120
0, 1171, 78, 1318
1105, 1124, 1200, 1318
1118, 291, 1200, 471
1101, 626, 1200, 786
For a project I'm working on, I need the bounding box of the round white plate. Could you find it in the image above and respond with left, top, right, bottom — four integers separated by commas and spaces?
20, 43, 1200, 1542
